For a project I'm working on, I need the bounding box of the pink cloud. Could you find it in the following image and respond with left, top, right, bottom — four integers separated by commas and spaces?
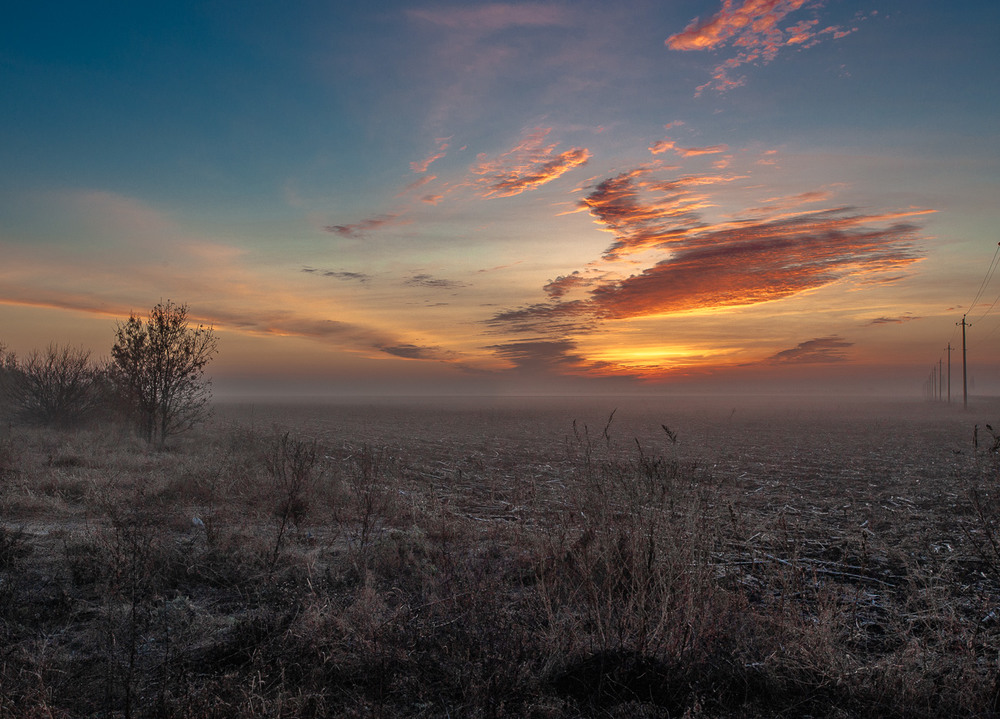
667, 0, 809, 52
786, 18, 820, 45
471, 128, 591, 199
648, 137, 729, 158
411, 140, 450, 173
667, 0, 854, 94
678, 144, 729, 157
649, 139, 676, 155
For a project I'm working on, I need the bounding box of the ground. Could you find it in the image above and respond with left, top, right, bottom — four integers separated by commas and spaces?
1, 395, 999, 717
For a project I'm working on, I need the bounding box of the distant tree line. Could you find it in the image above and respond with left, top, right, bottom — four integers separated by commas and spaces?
0, 301, 218, 446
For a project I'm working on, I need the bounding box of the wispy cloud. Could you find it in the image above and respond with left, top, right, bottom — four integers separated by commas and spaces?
324, 213, 403, 238
302, 267, 372, 284
648, 138, 728, 158
411, 140, 450, 173
398, 175, 437, 195
169, 306, 467, 364
666, 0, 857, 94
486, 300, 593, 336
764, 336, 853, 364
580, 169, 739, 260
866, 315, 920, 325
377, 343, 453, 360
678, 144, 729, 157
649, 139, 676, 155
667, 0, 809, 52
471, 128, 591, 198
405, 273, 467, 290
744, 190, 832, 215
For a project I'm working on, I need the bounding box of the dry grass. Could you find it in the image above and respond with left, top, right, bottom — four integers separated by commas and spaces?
1, 396, 999, 717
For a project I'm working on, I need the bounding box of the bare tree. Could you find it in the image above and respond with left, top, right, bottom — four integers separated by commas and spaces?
5, 344, 102, 427
111, 301, 218, 445
0, 342, 17, 421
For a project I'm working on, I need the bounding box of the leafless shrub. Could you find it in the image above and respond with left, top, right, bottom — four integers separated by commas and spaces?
262, 432, 322, 572
4, 344, 105, 428
346, 443, 395, 554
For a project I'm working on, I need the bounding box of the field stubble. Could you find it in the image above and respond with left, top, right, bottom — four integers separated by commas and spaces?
1, 395, 1000, 717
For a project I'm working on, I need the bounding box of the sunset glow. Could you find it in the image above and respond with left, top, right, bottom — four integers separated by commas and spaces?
1, 0, 998, 396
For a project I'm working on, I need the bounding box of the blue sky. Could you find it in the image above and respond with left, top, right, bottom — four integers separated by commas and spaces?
2, 0, 999, 396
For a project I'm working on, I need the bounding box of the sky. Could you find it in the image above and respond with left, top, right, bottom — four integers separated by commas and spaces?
2, 0, 999, 397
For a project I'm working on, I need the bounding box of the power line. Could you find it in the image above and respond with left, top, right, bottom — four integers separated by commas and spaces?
939, 242, 1000, 408
968, 243, 1000, 313
973, 291, 1000, 324
928, 243, 999, 406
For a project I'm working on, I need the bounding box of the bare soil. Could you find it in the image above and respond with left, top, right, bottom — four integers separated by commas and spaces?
2, 394, 999, 717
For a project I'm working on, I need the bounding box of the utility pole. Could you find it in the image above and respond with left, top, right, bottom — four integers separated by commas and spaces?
957, 315, 971, 410
938, 357, 943, 400
945, 343, 953, 404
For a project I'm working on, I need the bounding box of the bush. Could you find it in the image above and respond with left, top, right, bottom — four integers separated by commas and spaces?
4, 344, 104, 428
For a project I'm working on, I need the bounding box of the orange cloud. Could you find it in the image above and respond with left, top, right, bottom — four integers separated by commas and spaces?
411, 152, 446, 173
667, 0, 809, 52
488, 165, 928, 344
587, 213, 920, 320
411, 141, 450, 173
649, 139, 676, 155
649, 137, 728, 158
667, 0, 854, 94
678, 144, 729, 157
472, 128, 591, 198
786, 18, 820, 45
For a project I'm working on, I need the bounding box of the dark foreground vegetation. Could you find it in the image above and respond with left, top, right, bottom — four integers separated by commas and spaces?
2, 397, 1000, 717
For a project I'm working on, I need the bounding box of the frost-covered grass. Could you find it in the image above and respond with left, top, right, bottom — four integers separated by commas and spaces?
1, 396, 999, 718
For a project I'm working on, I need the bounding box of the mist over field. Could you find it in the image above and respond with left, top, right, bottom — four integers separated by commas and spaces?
6, 383, 1000, 715
211, 392, 993, 478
